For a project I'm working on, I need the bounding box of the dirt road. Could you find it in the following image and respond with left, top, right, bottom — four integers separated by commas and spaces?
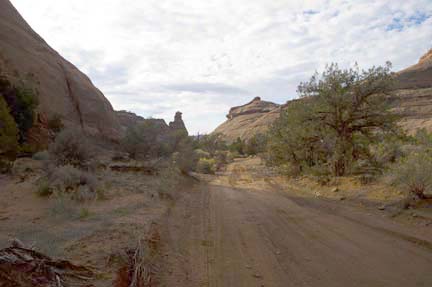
160, 181, 432, 287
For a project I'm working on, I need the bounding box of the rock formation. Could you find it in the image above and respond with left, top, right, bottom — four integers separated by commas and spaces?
0, 0, 121, 140
392, 48, 432, 133
214, 49, 432, 141
169, 111, 188, 135
213, 97, 281, 142
116, 110, 188, 136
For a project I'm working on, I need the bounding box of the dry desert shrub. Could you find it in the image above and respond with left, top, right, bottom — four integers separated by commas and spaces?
390, 152, 432, 200
48, 129, 93, 168
37, 165, 104, 201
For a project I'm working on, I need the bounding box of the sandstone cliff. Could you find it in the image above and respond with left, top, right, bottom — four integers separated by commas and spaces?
214, 49, 432, 141
213, 97, 281, 142
0, 0, 121, 140
394, 48, 432, 133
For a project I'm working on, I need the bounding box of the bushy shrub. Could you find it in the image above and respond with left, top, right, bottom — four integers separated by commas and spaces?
0, 77, 38, 143
0, 96, 18, 161
157, 166, 180, 199
49, 129, 93, 167
196, 158, 216, 174
47, 114, 64, 133
195, 133, 227, 156
390, 152, 432, 199
213, 150, 232, 170
173, 137, 198, 174
39, 165, 103, 201
229, 137, 245, 155
121, 121, 162, 159
194, 149, 210, 159
244, 133, 267, 155
36, 179, 52, 197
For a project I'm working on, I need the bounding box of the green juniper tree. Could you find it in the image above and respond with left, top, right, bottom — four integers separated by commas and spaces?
268, 62, 398, 176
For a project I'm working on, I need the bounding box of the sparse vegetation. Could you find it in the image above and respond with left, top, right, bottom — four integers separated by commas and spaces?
390, 152, 432, 200
0, 96, 18, 169
196, 158, 216, 174
0, 75, 38, 144
121, 121, 165, 159
36, 179, 52, 197
48, 129, 93, 168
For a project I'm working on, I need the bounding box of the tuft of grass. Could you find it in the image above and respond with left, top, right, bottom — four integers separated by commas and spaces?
78, 208, 92, 220
36, 180, 52, 197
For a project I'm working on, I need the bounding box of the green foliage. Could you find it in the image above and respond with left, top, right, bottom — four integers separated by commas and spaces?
196, 158, 216, 174
121, 121, 164, 159
0, 77, 38, 143
229, 137, 245, 155
267, 62, 398, 177
0, 96, 18, 161
244, 133, 267, 155
173, 136, 198, 174
36, 180, 52, 197
414, 128, 432, 148
49, 129, 93, 167
196, 133, 227, 156
194, 149, 211, 159
78, 208, 92, 220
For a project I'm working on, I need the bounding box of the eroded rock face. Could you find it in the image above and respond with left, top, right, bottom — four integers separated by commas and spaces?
0, 0, 121, 140
393, 49, 432, 133
213, 97, 281, 142
227, 97, 279, 120
396, 48, 432, 90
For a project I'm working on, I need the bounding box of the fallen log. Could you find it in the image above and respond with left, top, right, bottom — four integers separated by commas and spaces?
0, 244, 94, 287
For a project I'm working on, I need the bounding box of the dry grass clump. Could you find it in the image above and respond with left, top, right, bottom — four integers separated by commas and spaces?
37, 165, 104, 201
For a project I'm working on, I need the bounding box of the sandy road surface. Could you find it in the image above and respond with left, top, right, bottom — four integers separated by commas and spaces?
160, 182, 432, 287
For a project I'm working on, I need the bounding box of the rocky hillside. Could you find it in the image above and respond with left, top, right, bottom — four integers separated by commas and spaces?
394, 49, 432, 133
214, 49, 432, 141
213, 97, 282, 142
0, 0, 121, 140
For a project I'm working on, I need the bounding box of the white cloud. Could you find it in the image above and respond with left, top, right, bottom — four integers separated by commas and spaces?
10, 0, 432, 134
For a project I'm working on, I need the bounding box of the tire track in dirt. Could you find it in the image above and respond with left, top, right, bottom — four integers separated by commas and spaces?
160, 183, 432, 287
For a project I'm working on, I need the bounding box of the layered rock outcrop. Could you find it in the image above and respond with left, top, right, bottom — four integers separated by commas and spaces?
392, 49, 432, 133
0, 0, 121, 140
213, 97, 281, 142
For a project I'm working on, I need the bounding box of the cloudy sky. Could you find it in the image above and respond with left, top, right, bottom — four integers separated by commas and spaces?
11, 0, 432, 134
